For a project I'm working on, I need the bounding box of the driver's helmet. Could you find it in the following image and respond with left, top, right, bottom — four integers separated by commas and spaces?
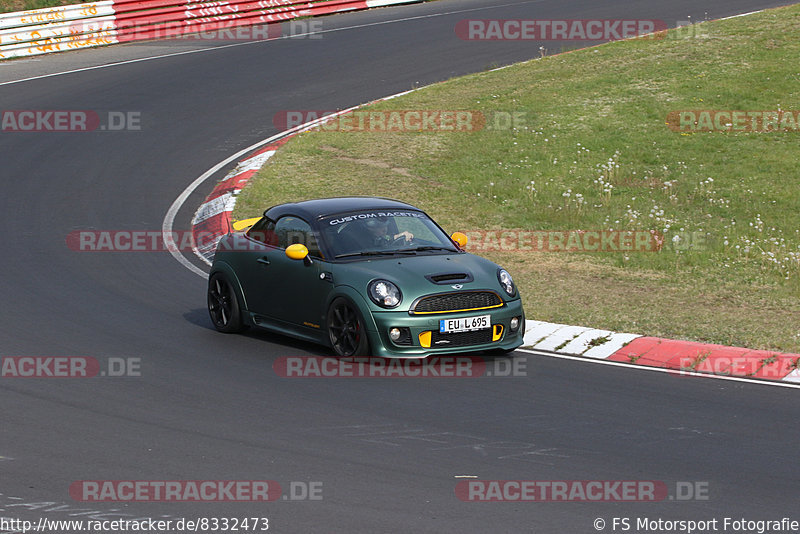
364, 217, 389, 230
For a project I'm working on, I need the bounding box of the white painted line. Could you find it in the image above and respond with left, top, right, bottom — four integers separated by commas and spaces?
164, 92, 419, 276
162, 130, 298, 278
517, 348, 800, 390
559, 328, 615, 356
381, 89, 416, 101
718, 10, 764, 20
533, 325, 590, 352
582, 332, 640, 359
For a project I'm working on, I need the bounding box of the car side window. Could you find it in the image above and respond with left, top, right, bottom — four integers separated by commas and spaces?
247, 218, 278, 246
274, 216, 322, 257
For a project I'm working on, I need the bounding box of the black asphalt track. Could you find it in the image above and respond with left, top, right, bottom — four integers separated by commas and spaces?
1, 1, 798, 532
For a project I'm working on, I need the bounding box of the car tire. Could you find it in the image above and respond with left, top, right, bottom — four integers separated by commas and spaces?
327, 297, 370, 358
207, 272, 244, 333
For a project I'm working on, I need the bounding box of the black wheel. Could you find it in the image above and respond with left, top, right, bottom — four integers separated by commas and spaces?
326, 297, 369, 357
207, 272, 244, 333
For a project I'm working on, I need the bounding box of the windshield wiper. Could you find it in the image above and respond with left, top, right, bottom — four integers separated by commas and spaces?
334, 250, 417, 259
397, 246, 458, 253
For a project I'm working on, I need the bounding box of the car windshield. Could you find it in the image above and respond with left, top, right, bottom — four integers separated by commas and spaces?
318, 210, 459, 259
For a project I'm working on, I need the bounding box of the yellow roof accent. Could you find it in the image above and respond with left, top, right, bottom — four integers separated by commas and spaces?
231, 217, 261, 231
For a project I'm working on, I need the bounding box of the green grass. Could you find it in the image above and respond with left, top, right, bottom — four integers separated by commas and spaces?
234, 5, 800, 352
0, 0, 75, 13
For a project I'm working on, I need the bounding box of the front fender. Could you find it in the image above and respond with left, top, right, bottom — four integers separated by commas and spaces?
326, 284, 385, 355
209, 260, 249, 317
326, 284, 379, 334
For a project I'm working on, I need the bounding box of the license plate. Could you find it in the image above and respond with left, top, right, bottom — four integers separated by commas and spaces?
440, 315, 491, 333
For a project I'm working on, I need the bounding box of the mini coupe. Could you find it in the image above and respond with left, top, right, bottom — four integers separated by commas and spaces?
207, 197, 525, 358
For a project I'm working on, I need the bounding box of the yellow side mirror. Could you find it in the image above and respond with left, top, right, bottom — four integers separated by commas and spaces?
286, 243, 309, 260
232, 217, 261, 232
451, 232, 468, 248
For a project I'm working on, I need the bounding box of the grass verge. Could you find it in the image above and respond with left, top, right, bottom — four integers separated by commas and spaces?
234, 6, 800, 352
0, 0, 75, 13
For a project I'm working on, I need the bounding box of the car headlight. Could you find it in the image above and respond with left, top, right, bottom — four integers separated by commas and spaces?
368, 279, 402, 308
497, 268, 516, 297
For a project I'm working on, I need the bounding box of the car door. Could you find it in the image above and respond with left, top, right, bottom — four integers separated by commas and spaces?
234, 217, 280, 317
240, 215, 331, 330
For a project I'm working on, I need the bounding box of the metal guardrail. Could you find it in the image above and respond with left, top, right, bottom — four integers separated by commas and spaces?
0, 2, 117, 58
0, 0, 421, 59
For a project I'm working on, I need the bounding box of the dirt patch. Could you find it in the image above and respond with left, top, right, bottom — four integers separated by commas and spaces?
319, 145, 415, 178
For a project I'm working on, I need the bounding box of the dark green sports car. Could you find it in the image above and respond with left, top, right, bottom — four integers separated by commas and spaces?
207, 197, 524, 358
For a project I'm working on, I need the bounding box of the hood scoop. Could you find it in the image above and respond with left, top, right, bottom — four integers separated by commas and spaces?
425, 272, 474, 285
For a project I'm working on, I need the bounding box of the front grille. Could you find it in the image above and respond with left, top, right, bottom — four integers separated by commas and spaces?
430, 329, 493, 347
411, 291, 503, 314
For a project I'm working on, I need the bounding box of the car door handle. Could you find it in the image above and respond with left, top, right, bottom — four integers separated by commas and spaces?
257, 257, 270, 266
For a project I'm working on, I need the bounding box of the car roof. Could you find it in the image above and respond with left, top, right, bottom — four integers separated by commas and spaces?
263, 197, 421, 221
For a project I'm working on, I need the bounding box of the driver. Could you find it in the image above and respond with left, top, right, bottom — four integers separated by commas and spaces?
364, 218, 413, 248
